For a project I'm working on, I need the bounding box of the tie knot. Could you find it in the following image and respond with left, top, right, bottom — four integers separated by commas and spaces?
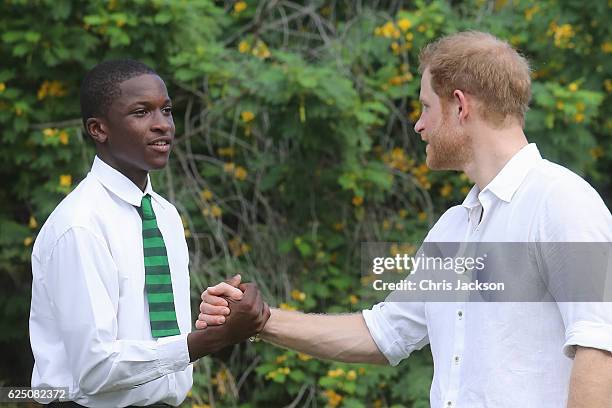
140, 194, 155, 219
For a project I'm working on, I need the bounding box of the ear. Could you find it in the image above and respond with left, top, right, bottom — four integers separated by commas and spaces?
85, 117, 109, 144
453, 90, 470, 123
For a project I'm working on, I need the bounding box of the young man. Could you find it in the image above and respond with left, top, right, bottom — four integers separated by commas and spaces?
197, 32, 612, 407
29, 60, 269, 407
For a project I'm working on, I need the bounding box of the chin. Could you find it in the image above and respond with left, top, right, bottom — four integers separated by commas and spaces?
146, 155, 171, 170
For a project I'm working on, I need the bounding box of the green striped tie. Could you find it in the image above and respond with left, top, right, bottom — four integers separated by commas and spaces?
139, 194, 181, 338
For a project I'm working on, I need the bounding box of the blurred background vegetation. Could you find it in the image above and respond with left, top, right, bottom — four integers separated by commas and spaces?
0, 0, 610, 407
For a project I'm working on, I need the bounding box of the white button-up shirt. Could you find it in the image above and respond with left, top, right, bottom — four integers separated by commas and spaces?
363, 144, 612, 408
30, 156, 193, 407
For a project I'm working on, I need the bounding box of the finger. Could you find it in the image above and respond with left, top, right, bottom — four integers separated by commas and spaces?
198, 313, 226, 325
225, 274, 242, 287
201, 291, 229, 307
199, 302, 230, 315
195, 320, 207, 330
207, 282, 244, 300
238, 282, 257, 304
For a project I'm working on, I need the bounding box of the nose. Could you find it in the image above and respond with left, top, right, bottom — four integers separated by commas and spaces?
151, 109, 173, 134
414, 116, 424, 134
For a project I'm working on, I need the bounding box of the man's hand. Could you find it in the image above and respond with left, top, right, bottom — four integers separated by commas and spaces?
196, 274, 243, 329
187, 280, 270, 362
195, 274, 243, 329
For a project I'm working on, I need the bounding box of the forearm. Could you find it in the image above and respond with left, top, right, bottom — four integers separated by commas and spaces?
567, 347, 612, 408
260, 308, 388, 364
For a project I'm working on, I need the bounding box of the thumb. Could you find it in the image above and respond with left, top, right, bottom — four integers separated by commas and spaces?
225, 274, 242, 288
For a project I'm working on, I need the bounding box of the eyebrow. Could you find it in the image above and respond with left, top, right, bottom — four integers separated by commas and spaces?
127, 99, 172, 108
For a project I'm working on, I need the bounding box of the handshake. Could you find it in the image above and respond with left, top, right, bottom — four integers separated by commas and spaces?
187, 275, 271, 362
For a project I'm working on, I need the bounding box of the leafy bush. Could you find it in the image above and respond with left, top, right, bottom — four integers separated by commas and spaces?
1, 0, 609, 406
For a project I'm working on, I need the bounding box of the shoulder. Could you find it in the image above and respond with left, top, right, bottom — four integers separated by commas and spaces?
424, 205, 467, 242
529, 160, 611, 241
33, 176, 106, 258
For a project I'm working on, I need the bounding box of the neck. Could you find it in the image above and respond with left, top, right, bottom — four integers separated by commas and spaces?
462, 124, 528, 190
96, 153, 148, 191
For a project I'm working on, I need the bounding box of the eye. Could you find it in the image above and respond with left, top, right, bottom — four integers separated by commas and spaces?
162, 106, 173, 114
132, 109, 147, 117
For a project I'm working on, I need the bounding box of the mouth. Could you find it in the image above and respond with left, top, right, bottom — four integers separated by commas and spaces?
148, 138, 172, 153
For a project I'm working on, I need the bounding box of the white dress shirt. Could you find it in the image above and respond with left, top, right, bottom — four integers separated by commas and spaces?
363, 144, 612, 408
30, 156, 193, 407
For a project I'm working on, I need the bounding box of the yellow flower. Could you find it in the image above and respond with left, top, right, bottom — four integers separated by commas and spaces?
223, 162, 235, 173
218, 146, 235, 157
408, 99, 421, 122
275, 355, 287, 364
417, 24, 426, 33
397, 18, 412, 32
238, 40, 250, 53
377, 21, 400, 39
323, 389, 343, 407
29, 216, 38, 229
291, 289, 306, 302
418, 211, 427, 221
59, 174, 72, 187
234, 166, 248, 181
332, 222, 344, 231
461, 186, 471, 195
605, 79, 612, 93
24, 236, 33, 247
568, 82, 578, 92
37, 80, 67, 100
574, 113, 585, 123
252, 40, 270, 59
0, 83, 5, 93
59, 130, 69, 145
352, 196, 363, 206
399, 209, 408, 218
297, 352, 312, 361
234, 1, 247, 13
43, 128, 57, 138
555, 100, 564, 110
200, 189, 213, 201
327, 368, 345, 378
440, 184, 452, 198
346, 370, 357, 381
241, 110, 255, 122
349, 294, 358, 305
576, 101, 585, 112
382, 219, 391, 230
279, 303, 296, 311
602, 42, 612, 53
524, 5, 539, 21
210, 205, 222, 218
549, 22, 575, 48
590, 146, 604, 160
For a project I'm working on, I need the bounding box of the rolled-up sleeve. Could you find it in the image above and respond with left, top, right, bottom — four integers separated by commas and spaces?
557, 302, 612, 358
362, 301, 429, 366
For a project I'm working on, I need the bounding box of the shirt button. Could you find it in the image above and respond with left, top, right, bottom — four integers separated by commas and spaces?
457, 310, 463, 319
447, 401, 453, 406
454, 356, 460, 364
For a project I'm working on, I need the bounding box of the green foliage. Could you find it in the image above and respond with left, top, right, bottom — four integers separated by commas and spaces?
0, 0, 610, 406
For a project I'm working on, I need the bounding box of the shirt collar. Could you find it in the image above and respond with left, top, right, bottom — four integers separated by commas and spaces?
461, 143, 542, 209
90, 156, 165, 209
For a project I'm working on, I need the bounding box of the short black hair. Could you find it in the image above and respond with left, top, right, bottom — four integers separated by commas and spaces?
80, 59, 157, 131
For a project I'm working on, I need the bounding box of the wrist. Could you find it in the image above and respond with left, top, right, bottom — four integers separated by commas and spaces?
260, 307, 278, 341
